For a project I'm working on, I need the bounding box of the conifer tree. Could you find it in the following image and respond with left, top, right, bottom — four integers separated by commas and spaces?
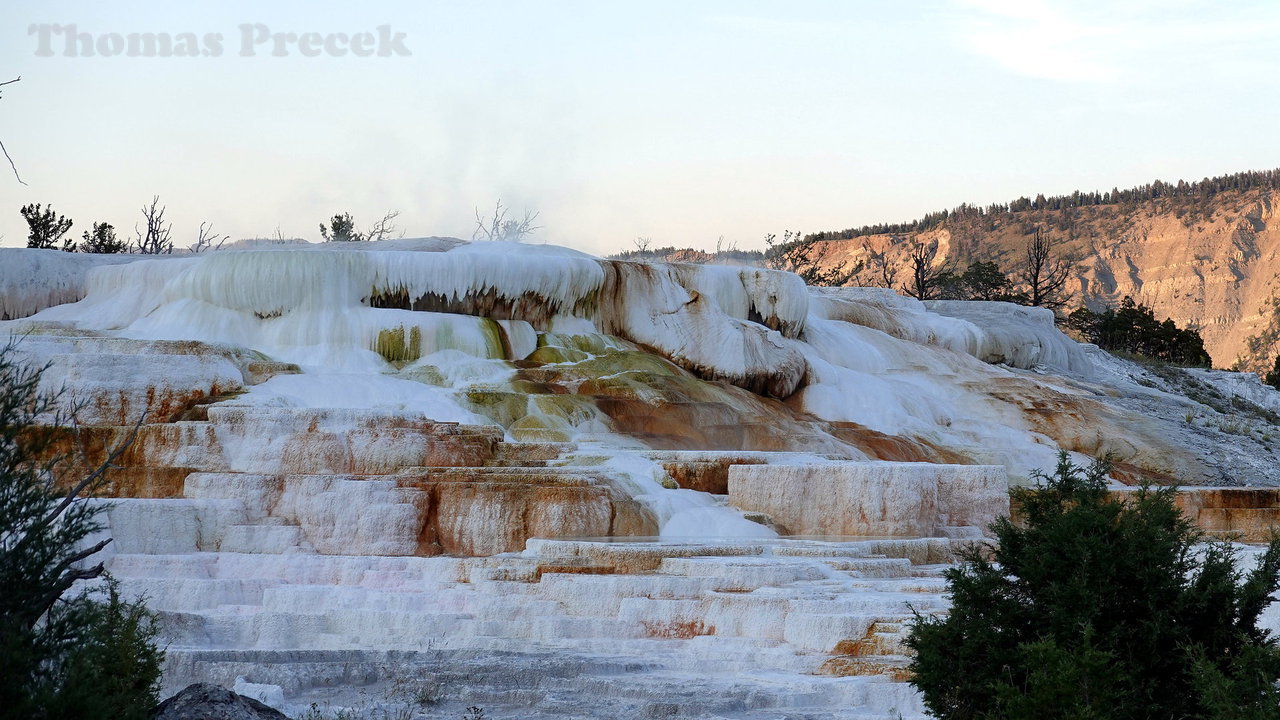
907, 454, 1280, 720
320, 212, 363, 242
79, 222, 128, 254
1264, 356, 1280, 390
0, 340, 162, 718
20, 203, 74, 251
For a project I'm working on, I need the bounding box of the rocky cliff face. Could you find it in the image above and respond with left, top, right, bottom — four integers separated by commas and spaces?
804, 188, 1280, 372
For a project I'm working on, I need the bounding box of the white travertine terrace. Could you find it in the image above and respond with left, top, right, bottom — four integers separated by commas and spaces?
729, 463, 1009, 537
4, 240, 1279, 718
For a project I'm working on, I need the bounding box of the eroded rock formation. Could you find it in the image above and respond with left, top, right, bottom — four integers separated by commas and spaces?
4, 239, 1280, 718
800, 187, 1280, 372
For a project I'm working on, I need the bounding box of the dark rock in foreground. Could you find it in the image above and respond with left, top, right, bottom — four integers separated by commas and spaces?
152, 683, 289, 720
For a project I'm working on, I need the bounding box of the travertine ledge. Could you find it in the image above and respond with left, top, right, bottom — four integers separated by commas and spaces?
728, 462, 1009, 537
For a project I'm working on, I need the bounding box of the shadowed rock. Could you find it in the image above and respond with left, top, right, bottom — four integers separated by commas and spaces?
151, 683, 288, 720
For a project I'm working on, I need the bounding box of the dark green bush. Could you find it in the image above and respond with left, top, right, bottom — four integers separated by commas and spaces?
20, 203, 75, 251
1264, 356, 1280, 391
79, 222, 128, 254
907, 453, 1280, 720
1067, 296, 1212, 366
0, 340, 163, 718
937, 261, 1028, 303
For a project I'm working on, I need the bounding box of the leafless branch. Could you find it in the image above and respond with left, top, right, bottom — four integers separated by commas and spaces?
365, 209, 404, 243
190, 221, 229, 253
34, 413, 144, 537
764, 230, 855, 286
1, 138, 26, 185
715, 235, 738, 254
133, 195, 173, 254
861, 242, 899, 289
1020, 227, 1073, 308
901, 240, 953, 300
0, 76, 25, 185
473, 200, 541, 242
8, 409, 145, 625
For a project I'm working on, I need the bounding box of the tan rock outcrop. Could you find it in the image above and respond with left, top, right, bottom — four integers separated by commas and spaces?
805, 188, 1280, 371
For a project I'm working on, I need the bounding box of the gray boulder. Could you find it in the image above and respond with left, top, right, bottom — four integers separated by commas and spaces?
151, 683, 290, 720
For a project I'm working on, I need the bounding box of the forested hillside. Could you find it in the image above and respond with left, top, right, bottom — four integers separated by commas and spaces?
628, 170, 1280, 372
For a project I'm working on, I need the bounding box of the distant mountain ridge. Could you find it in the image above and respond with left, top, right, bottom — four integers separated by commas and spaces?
806, 168, 1280, 243
624, 169, 1280, 372
804, 173, 1280, 372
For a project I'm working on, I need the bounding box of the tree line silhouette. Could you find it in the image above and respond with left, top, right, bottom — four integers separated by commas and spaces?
806, 168, 1280, 243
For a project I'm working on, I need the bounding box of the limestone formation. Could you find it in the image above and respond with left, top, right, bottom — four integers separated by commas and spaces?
727, 463, 1009, 537
3, 239, 1280, 718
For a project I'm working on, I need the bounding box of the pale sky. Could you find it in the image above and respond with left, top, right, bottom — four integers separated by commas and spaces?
1, 0, 1278, 256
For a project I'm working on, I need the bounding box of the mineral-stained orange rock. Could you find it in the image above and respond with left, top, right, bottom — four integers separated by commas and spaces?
89, 386, 214, 425
983, 377, 1215, 485
659, 456, 769, 494
413, 482, 607, 556
640, 619, 715, 639
1004, 488, 1280, 542
399, 467, 659, 556
34, 403, 654, 557
828, 422, 972, 464
817, 656, 912, 681
1166, 487, 1280, 542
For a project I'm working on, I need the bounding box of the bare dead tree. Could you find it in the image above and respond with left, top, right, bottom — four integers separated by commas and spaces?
189, 221, 229, 253
1019, 227, 1073, 308
133, 196, 173, 254
633, 236, 652, 254
365, 209, 404, 243
715, 235, 738, 254
473, 200, 541, 242
860, 242, 900, 289
900, 241, 953, 300
764, 230, 857, 286
0, 76, 25, 185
